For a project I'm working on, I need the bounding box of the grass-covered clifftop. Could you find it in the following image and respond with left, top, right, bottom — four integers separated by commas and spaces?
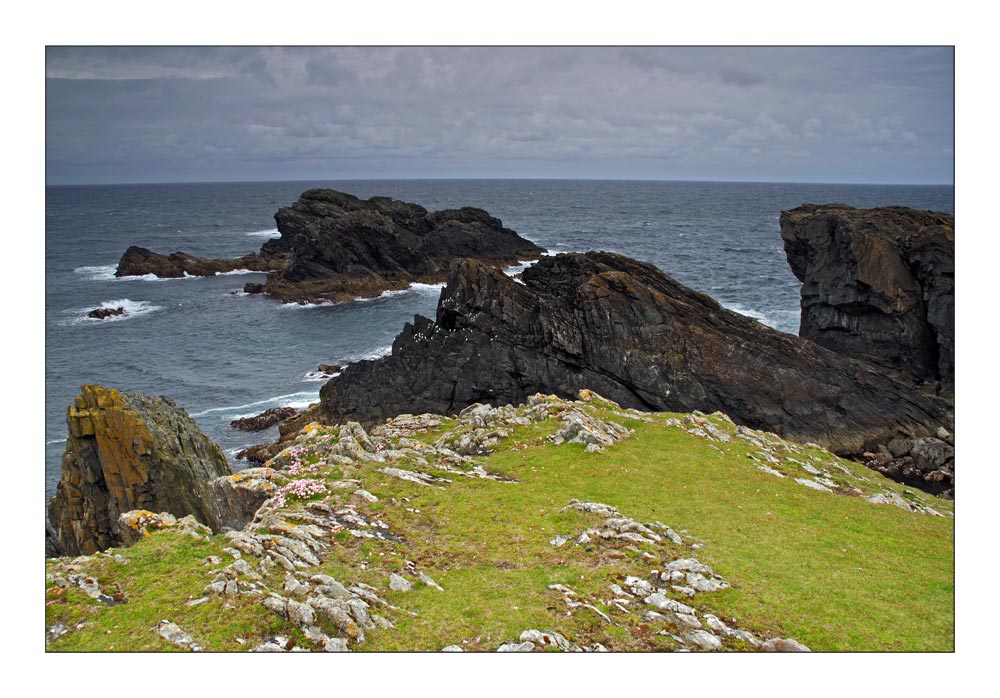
45, 392, 953, 652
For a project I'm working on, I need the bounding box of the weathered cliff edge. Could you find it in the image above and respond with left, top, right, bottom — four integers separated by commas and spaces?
116, 189, 545, 304
47, 386, 272, 557
780, 204, 954, 391
320, 252, 952, 455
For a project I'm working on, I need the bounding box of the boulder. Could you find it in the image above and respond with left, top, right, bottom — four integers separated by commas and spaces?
780, 204, 954, 391
46, 385, 234, 557
87, 306, 126, 320
319, 252, 952, 456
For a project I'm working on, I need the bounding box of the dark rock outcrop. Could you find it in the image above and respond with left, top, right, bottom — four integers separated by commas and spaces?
47, 385, 234, 556
320, 252, 952, 456
780, 204, 954, 391
260, 189, 545, 303
115, 189, 545, 304
116, 246, 282, 278
229, 407, 298, 432
87, 306, 126, 320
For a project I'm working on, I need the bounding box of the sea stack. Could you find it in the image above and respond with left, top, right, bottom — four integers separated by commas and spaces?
780, 204, 954, 392
319, 252, 952, 455
46, 385, 234, 556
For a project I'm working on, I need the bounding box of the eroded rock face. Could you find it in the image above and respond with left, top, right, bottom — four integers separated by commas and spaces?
260, 189, 545, 303
46, 385, 234, 557
780, 204, 954, 391
320, 252, 951, 455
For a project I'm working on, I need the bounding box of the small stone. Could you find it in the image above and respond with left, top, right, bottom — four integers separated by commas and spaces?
419, 572, 444, 591
441, 645, 465, 652
323, 637, 350, 652
157, 620, 202, 652
389, 573, 414, 592
497, 641, 535, 652
550, 535, 568, 547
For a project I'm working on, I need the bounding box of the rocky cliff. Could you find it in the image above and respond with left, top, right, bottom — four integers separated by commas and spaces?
320, 252, 952, 455
260, 189, 545, 303
780, 204, 954, 391
47, 386, 238, 556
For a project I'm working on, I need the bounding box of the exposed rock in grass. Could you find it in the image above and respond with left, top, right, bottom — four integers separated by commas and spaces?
157, 620, 202, 651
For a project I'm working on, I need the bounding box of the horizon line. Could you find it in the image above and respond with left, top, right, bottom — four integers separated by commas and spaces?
45, 175, 955, 188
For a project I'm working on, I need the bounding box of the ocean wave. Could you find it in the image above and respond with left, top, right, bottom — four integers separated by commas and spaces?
73, 265, 118, 281
502, 259, 539, 278
46, 438, 67, 445
245, 228, 280, 238
721, 302, 771, 326
189, 390, 320, 419
59, 298, 164, 326
215, 269, 268, 277
302, 370, 340, 382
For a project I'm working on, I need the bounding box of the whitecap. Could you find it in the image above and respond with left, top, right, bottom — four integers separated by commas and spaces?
190, 390, 320, 418
73, 265, 117, 281
302, 370, 340, 382
60, 298, 164, 326
721, 302, 771, 327
502, 259, 539, 278
245, 228, 280, 238
215, 269, 268, 277
46, 438, 67, 445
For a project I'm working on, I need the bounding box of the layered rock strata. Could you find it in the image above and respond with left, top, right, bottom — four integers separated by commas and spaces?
320, 252, 952, 455
780, 204, 954, 391
46, 385, 247, 556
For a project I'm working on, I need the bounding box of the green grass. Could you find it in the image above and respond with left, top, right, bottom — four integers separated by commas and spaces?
46, 401, 953, 652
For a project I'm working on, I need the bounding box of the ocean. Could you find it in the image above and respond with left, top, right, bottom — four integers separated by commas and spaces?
44, 179, 954, 500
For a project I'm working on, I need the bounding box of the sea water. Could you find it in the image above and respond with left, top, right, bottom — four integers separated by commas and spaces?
44, 179, 954, 499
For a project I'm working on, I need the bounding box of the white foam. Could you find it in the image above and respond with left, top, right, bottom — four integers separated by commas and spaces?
190, 390, 319, 418
279, 299, 338, 310
721, 302, 771, 326
245, 228, 280, 238
46, 438, 67, 445
60, 298, 164, 326
215, 269, 267, 276
502, 259, 539, 277
302, 370, 341, 382
73, 265, 117, 281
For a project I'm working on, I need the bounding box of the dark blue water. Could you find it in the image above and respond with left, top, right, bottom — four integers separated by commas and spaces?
45, 179, 954, 499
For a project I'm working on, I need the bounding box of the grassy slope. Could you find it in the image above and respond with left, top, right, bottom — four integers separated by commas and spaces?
46, 403, 953, 652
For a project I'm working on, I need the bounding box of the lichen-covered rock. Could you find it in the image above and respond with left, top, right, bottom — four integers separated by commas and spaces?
47, 385, 233, 557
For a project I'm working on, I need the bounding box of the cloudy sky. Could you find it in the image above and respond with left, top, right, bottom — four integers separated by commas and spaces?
45, 46, 954, 185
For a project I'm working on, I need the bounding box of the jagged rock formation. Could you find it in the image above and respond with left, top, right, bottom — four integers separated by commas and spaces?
320, 252, 952, 455
260, 189, 545, 303
46, 385, 236, 556
780, 204, 954, 391
115, 189, 545, 304
116, 246, 281, 278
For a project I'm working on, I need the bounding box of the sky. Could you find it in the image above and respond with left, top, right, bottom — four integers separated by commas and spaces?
44, 46, 954, 186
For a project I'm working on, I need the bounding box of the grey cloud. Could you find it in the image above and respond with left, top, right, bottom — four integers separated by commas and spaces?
45, 46, 953, 185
